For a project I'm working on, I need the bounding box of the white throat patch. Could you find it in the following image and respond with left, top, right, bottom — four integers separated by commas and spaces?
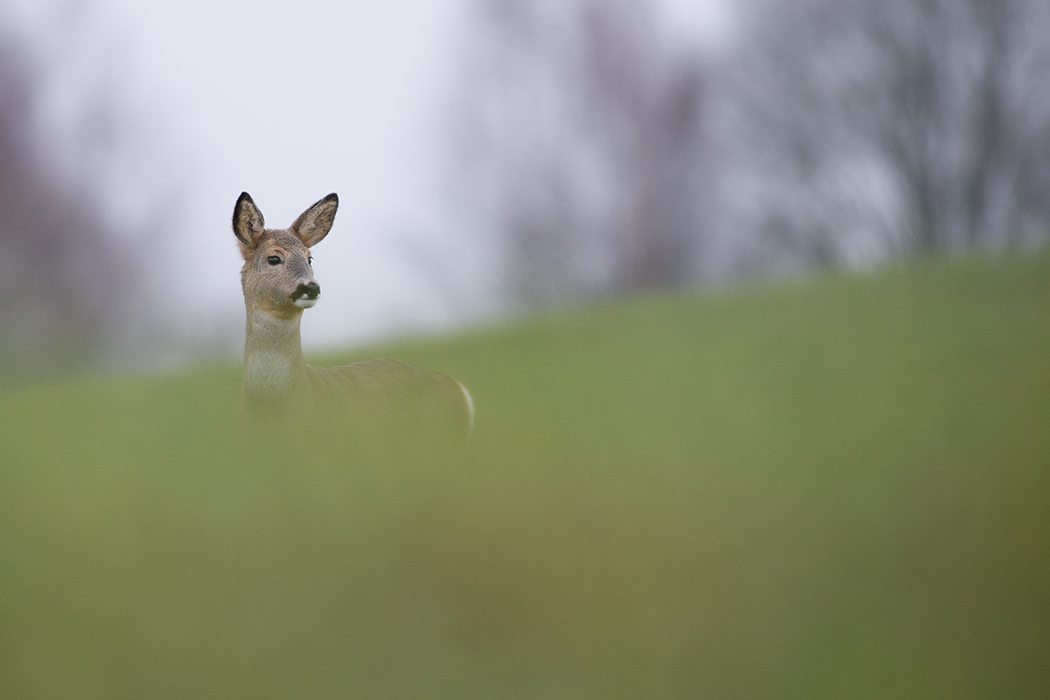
243, 350, 293, 398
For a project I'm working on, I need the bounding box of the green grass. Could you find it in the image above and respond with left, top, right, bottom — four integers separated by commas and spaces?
2, 251, 1049, 698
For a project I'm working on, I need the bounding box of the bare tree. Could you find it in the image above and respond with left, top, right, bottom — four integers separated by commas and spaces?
0, 23, 140, 384
709, 0, 1050, 272
447, 0, 707, 307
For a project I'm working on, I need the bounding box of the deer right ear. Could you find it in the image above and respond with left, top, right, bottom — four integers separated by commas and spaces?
291, 193, 339, 248
233, 192, 266, 250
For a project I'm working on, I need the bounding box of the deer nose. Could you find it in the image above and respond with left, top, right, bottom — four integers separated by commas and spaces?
295, 281, 320, 301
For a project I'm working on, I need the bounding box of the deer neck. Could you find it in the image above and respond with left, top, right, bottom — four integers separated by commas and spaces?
242, 307, 307, 402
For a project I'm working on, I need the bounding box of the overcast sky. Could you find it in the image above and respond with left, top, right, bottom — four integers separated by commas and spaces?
6, 0, 731, 353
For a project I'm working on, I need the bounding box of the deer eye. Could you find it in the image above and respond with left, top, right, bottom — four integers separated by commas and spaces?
308, 256, 313, 265
267, 256, 282, 266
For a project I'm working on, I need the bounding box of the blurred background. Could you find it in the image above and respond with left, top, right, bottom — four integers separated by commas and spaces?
2, 0, 1050, 384
2, 2, 1049, 697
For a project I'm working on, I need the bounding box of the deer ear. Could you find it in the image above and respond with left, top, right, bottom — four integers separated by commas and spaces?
291, 193, 338, 248
233, 192, 266, 249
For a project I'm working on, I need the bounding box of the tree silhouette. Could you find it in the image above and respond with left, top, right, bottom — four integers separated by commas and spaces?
448, 0, 707, 306
0, 25, 137, 384
710, 0, 1050, 271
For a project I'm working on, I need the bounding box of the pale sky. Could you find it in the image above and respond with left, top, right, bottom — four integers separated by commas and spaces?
5, 0, 731, 354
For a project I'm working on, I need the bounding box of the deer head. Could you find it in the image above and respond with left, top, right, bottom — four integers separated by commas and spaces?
233, 192, 339, 320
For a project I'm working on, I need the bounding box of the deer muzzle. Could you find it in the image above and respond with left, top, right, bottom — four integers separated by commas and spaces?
293, 281, 321, 309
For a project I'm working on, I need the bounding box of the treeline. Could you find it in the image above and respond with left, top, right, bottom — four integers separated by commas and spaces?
0, 24, 138, 385
447, 0, 1050, 306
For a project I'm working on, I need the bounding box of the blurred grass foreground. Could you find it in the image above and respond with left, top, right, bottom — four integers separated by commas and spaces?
1, 251, 1048, 698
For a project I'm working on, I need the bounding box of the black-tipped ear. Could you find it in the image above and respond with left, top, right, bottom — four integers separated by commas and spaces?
233, 192, 266, 249
291, 193, 338, 248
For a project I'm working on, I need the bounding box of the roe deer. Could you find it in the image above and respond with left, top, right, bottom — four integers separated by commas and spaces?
233, 192, 474, 439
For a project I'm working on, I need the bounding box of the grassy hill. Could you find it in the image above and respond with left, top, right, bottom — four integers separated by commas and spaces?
2, 251, 1048, 698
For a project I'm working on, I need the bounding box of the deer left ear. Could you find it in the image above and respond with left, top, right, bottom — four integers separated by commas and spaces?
291, 193, 338, 247
233, 192, 266, 249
